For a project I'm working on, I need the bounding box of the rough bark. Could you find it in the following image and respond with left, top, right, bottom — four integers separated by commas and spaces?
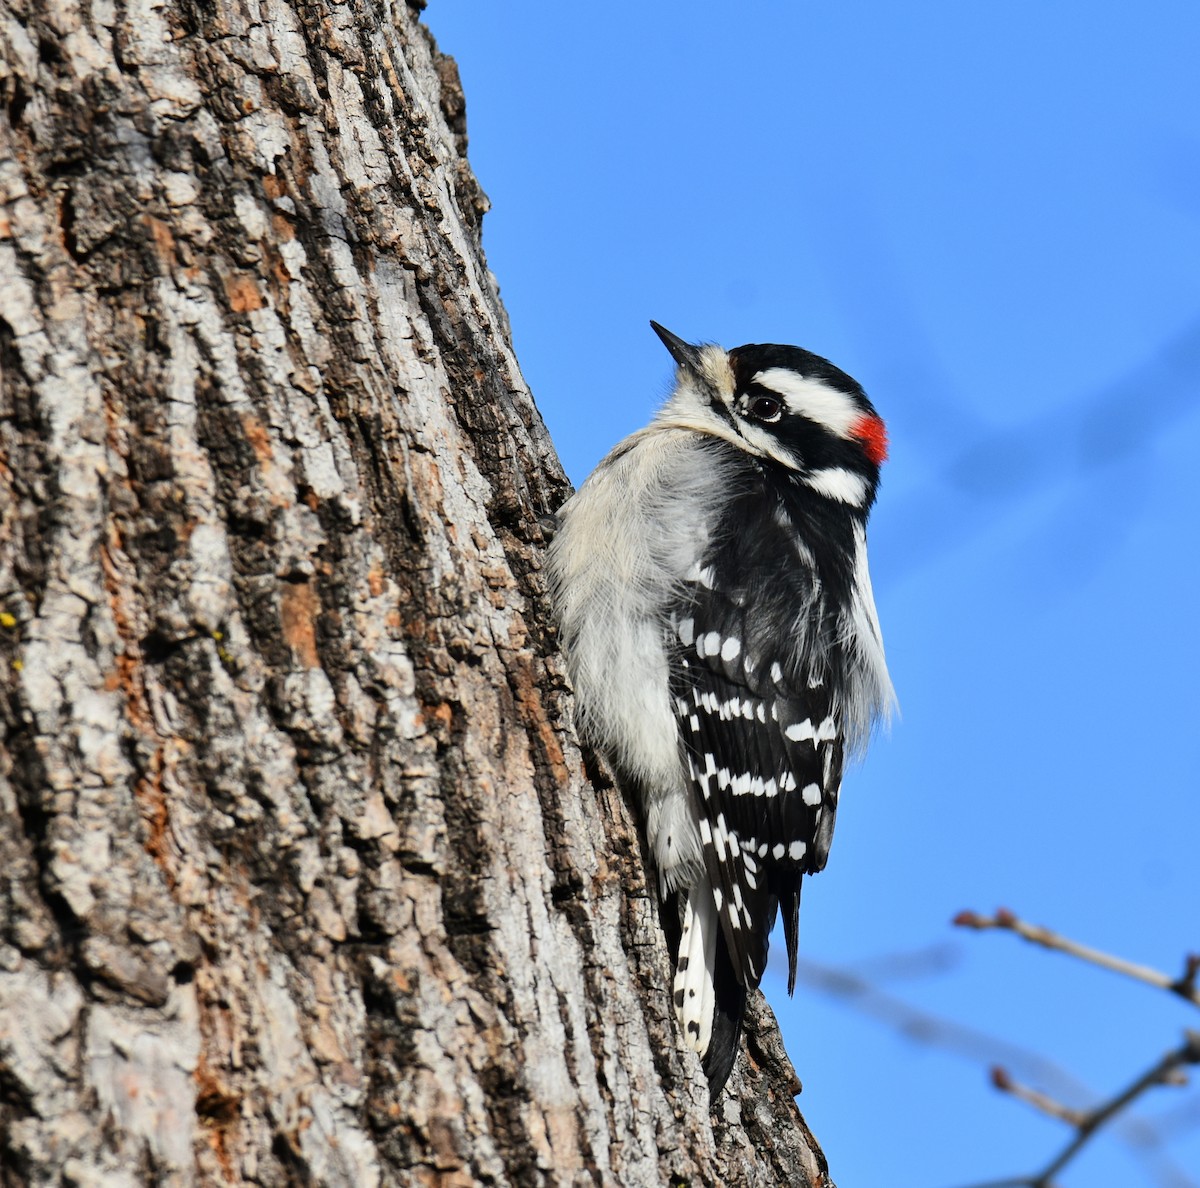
0, 0, 829, 1184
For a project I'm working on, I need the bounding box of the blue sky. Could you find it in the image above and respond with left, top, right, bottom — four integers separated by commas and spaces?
425, 5, 1200, 1184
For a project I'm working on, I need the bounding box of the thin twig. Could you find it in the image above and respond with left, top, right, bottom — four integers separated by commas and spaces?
1035, 1032, 1200, 1186
793, 951, 1197, 1179
953, 909, 1200, 1009
953, 1033, 1200, 1188
989, 1066, 1087, 1127
948, 915, 1200, 1188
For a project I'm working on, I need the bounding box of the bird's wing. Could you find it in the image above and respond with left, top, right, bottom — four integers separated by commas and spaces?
668, 576, 845, 990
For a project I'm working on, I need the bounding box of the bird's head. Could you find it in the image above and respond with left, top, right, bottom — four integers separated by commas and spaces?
651, 321, 887, 510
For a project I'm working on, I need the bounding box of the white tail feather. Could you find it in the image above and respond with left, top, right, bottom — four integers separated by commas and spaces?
674, 884, 718, 1055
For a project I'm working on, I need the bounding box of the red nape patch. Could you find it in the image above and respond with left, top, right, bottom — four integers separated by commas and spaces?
851, 414, 889, 465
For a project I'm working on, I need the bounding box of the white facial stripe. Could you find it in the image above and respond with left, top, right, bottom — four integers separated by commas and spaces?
802, 467, 870, 506
734, 421, 800, 469
752, 369, 861, 438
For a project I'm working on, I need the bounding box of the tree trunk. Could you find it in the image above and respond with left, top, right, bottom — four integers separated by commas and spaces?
0, 1, 829, 1183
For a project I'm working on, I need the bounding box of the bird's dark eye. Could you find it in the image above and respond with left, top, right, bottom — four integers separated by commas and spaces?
745, 394, 783, 423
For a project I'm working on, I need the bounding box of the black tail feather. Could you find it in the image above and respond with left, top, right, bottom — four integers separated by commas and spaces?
702, 924, 747, 1102
781, 878, 802, 995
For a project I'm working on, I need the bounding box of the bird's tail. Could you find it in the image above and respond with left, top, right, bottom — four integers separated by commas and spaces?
673, 882, 746, 1101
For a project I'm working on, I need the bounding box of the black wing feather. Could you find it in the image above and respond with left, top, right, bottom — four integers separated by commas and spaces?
669, 492, 848, 993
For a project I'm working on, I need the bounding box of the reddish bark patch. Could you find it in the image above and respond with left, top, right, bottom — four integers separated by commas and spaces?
223, 274, 265, 313
280, 580, 321, 668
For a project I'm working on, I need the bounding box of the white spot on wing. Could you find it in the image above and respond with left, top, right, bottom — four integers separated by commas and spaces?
720, 636, 741, 662
801, 782, 822, 807
785, 719, 815, 743
713, 814, 729, 861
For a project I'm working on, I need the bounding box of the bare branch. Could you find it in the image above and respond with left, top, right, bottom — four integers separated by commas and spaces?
989, 1066, 1087, 1128
954, 909, 1200, 1009
1034, 1032, 1200, 1187
955, 1037, 1200, 1188
950, 908, 1200, 1188
793, 951, 1199, 1181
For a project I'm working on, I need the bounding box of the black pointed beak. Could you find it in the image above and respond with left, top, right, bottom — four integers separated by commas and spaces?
650, 321, 704, 374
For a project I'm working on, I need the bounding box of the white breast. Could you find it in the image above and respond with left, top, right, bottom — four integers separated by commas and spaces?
548, 429, 733, 888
